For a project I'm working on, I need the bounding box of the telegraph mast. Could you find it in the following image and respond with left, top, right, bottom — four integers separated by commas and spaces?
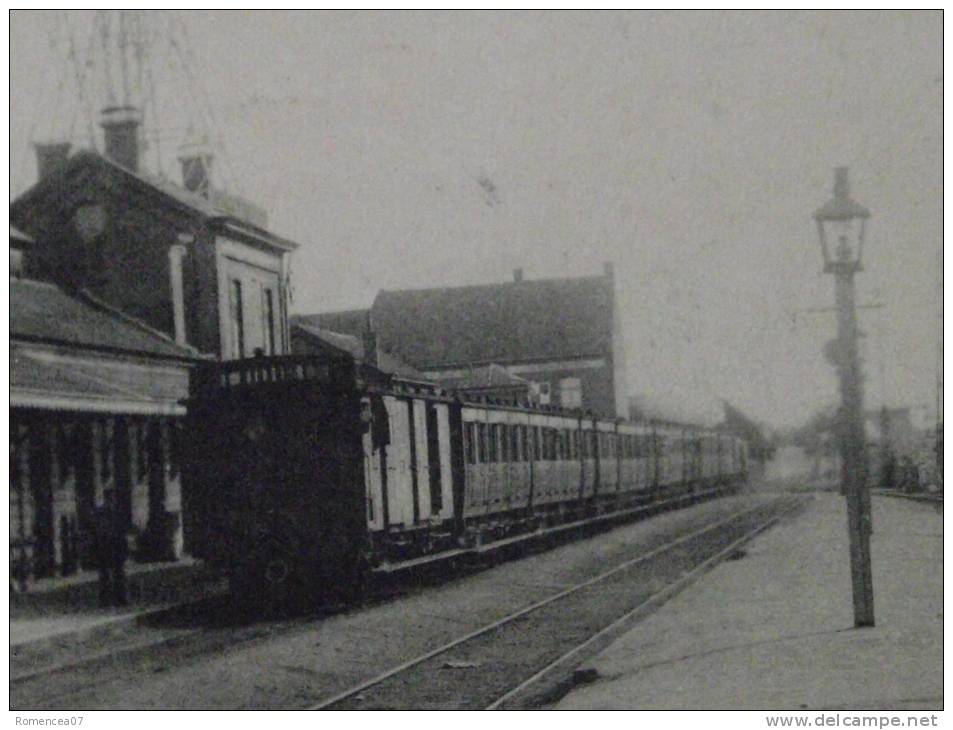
31, 10, 229, 187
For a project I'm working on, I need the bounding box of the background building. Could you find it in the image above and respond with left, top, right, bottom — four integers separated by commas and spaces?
295, 264, 627, 417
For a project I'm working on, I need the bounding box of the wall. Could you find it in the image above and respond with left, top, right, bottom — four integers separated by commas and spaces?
215, 236, 286, 359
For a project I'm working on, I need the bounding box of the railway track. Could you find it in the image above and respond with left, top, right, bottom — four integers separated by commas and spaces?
12, 492, 802, 710
308, 494, 807, 710
871, 489, 942, 505
10, 600, 320, 706
11, 484, 727, 700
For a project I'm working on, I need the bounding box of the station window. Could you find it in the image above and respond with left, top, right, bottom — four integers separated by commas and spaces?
263, 287, 277, 355
229, 279, 245, 359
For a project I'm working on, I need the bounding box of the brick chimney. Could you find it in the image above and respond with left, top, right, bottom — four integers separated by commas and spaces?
177, 138, 214, 198
100, 106, 142, 172
34, 142, 71, 181
362, 312, 379, 369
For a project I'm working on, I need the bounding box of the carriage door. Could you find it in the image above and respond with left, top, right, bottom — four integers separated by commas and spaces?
426, 403, 454, 522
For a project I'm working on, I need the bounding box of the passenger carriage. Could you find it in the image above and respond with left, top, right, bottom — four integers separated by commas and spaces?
184, 354, 748, 601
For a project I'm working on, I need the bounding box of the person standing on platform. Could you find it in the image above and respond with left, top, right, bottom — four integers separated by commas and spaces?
93, 489, 129, 607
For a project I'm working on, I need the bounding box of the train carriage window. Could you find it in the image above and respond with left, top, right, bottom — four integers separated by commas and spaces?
520, 425, 528, 462
510, 424, 520, 462
488, 424, 499, 463
500, 424, 510, 463
532, 426, 541, 460
477, 422, 488, 464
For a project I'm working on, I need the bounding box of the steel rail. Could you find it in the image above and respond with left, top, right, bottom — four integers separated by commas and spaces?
483, 495, 807, 710
306, 495, 802, 710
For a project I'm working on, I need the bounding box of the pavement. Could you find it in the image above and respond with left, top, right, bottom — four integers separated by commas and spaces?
10, 558, 226, 657
556, 492, 943, 710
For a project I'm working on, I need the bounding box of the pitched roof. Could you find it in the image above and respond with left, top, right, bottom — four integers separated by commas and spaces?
370, 274, 613, 368
10, 150, 297, 252
293, 309, 370, 336
11, 277, 197, 360
10, 225, 33, 246
292, 323, 426, 380
11, 346, 188, 415
438, 363, 531, 390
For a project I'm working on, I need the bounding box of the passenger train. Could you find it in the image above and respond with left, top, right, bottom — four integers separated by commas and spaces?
183, 354, 748, 600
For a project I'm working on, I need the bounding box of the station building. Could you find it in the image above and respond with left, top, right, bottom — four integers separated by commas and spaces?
9, 109, 304, 586
10, 228, 198, 584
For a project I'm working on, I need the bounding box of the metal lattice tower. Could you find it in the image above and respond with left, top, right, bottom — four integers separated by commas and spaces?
32, 10, 232, 187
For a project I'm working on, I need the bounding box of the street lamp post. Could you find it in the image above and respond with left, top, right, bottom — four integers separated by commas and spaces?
814, 166, 875, 628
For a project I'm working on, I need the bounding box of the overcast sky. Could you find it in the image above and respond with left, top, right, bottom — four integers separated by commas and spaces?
10, 10, 942, 429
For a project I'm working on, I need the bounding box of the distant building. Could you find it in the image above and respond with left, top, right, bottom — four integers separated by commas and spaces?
437, 363, 538, 404
11, 119, 299, 362
866, 406, 940, 490
295, 264, 627, 417
291, 322, 426, 381
11, 229, 198, 583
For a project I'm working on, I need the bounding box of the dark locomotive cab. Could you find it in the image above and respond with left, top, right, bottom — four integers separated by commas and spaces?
184, 355, 371, 602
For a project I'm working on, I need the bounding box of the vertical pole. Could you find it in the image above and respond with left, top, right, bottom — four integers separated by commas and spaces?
833, 263, 875, 627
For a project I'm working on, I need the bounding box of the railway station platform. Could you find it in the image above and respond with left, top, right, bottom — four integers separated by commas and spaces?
10, 558, 225, 655
556, 492, 942, 711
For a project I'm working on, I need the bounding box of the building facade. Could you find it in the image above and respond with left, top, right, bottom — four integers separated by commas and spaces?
296, 264, 627, 417
11, 132, 298, 363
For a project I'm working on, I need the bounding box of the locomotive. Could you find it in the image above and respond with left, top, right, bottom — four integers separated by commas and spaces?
183, 353, 748, 600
